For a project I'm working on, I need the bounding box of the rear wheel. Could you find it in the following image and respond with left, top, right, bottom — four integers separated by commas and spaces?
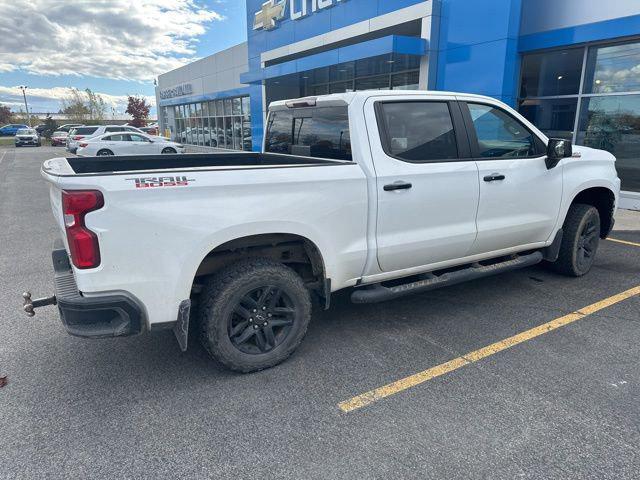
97, 149, 114, 156
161, 147, 176, 154
551, 203, 601, 277
199, 258, 312, 373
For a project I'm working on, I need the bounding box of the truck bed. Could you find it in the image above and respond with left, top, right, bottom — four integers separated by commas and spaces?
64, 152, 344, 175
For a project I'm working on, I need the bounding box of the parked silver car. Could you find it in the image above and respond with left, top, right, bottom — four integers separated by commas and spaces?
14, 128, 41, 147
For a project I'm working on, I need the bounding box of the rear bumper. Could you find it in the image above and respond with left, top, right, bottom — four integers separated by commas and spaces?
52, 239, 145, 338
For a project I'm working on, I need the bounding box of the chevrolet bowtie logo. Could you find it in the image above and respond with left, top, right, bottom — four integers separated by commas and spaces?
254, 0, 287, 31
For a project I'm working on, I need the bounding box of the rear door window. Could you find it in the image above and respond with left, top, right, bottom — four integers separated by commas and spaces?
105, 127, 124, 133
108, 134, 131, 142
265, 106, 352, 161
74, 127, 99, 135
377, 102, 459, 162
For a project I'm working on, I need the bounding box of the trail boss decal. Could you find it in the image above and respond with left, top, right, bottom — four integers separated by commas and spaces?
126, 176, 195, 189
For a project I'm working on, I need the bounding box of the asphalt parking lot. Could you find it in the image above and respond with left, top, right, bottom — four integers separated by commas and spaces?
1, 146, 640, 479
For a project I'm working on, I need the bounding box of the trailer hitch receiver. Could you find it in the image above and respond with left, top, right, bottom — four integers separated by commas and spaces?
22, 292, 57, 317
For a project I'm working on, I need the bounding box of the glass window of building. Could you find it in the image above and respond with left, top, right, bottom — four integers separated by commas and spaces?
168, 95, 251, 151
519, 48, 583, 98
577, 95, 640, 192
518, 39, 640, 193
518, 98, 578, 140
584, 42, 640, 94
265, 53, 422, 106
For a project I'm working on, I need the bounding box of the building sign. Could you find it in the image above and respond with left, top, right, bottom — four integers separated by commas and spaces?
254, 0, 348, 31
159, 83, 193, 100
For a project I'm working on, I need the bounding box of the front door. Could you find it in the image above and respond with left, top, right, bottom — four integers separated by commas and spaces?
461, 101, 563, 255
367, 97, 480, 273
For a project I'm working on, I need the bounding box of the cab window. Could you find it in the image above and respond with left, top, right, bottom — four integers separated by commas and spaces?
265, 106, 352, 161
377, 101, 459, 162
466, 103, 545, 158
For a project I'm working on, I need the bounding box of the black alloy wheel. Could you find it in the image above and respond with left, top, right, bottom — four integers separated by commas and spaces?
576, 215, 599, 273
199, 258, 312, 372
551, 203, 601, 277
228, 285, 296, 355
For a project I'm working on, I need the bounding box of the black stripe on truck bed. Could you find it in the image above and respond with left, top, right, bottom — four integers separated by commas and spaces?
67, 153, 345, 174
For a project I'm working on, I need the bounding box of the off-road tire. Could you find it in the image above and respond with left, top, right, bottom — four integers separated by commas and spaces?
551, 203, 601, 277
199, 258, 312, 373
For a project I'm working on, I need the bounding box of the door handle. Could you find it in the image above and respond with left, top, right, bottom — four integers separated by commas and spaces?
384, 181, 413, 192
483, 173, 506, 182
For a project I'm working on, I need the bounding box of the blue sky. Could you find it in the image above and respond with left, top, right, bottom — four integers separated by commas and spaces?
0, 0, 248, 118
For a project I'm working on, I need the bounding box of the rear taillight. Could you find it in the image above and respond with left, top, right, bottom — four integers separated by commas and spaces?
62, 190, 104, 269
79, 143, 88, 148
73, 135, 84, 140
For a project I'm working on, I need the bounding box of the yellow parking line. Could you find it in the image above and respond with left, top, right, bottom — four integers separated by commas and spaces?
608, 238, 640, 248
338, 285, 640, 413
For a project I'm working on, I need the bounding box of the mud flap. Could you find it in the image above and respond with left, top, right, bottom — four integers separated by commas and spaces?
173, 299, 191, 352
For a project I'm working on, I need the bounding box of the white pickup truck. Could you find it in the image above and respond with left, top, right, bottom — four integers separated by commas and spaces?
27, 91, 620, 372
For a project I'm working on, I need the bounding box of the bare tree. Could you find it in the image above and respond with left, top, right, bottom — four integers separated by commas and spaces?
61, 88, 107, 123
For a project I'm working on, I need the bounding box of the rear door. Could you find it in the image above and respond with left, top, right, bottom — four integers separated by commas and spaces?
366, 96, 480, 273
129, 134, 155, 154
108, 134, 134, 155
460, 101, 562, 254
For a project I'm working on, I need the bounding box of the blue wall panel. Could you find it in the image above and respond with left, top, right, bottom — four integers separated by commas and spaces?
246, 0, 426, 53
519, 14, 640, 52
434, 0, 523, 106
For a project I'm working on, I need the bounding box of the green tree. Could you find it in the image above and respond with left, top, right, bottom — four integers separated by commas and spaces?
125, 96, 150, 127
42, 115, 58, 139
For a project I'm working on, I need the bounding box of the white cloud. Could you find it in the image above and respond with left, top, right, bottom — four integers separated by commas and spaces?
0, 0, 223, 82
0, 85, 155, 114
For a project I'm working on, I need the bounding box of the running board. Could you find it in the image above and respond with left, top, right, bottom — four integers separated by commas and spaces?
351, 251, 544, 304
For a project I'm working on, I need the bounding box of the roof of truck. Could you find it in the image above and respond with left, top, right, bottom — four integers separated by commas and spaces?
268, 90, 506, 110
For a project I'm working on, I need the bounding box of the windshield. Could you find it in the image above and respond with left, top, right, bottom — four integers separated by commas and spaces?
17, 129, 35, 135
264, 106, 352, 161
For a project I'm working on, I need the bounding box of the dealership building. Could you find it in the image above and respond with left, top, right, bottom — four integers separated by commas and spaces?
156, 0, 640, 209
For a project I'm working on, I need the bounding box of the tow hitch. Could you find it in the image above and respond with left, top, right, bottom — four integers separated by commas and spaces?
22, 292, 57, 317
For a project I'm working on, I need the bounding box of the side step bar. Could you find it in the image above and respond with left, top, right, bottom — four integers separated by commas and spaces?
351, 251, 544, 304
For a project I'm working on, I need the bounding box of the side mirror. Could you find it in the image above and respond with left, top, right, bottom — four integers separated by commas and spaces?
546, 138, 572, 169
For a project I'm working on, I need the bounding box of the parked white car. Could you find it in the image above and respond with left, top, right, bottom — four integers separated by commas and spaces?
76, 132, 185, 156
14, 128, 41, 147
34, 91, 620, 373
67, 125, 147, 153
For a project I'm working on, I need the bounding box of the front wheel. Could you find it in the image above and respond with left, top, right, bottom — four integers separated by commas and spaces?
551, 204, 601, 277
199, 258, 312, 373
161, 147, 176, 154
96, 149, 114, 156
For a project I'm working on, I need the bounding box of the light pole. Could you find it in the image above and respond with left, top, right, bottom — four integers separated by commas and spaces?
18, 86, 30, 126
